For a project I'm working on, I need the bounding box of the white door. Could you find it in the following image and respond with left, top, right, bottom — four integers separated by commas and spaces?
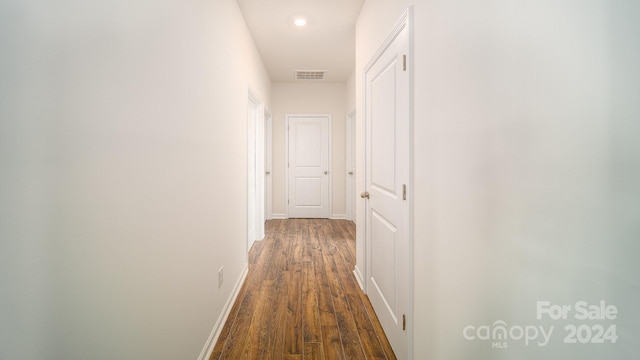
346, 111, 356, 222
288, 115, 330, 218
363, 13, 411, 360
265, 111, 273, 220
255, 104, 265, 241
247, 97, 258, 252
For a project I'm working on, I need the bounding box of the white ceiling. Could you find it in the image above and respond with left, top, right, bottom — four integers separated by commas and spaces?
237, 0, 364, 83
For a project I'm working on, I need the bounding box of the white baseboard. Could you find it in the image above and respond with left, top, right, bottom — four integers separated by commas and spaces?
353, 266, 364, 290
271, 214, 347, 220
198, 264, 249, 360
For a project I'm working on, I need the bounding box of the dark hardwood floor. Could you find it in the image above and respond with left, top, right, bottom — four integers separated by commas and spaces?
210, 219, 397, 360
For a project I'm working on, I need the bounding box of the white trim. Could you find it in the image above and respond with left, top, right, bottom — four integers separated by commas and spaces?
353, 267, 364, 290
285, 114, 333, 219
271, 213, 287, 220
198, 265, 249, 360
284, 116, 288, 218
407, 7, 415, 360
330, 213, 347, 220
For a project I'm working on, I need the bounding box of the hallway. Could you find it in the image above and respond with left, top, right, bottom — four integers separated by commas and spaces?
211, 219, 396, 360
3, 1, 640, 359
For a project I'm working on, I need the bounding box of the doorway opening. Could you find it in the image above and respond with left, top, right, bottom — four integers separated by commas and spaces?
247, 91, 266, 255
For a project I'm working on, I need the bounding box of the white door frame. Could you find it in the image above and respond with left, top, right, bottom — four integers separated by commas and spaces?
346, 110, 356, 222
247, 90, 265, 257
361, 8, 414, 359
285, 114, 332, 218
265, 110, 273, 221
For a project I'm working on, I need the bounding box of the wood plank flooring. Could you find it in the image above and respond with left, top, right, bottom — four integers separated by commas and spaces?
211, 219, 397, 360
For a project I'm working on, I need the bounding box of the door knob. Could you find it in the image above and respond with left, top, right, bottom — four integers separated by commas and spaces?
348, 171, 354, 175
266, 171, 271, 175
324, 170, 328, 175
360, 191, 370, 199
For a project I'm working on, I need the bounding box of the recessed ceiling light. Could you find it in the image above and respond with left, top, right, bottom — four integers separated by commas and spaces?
294, 18, 307, 27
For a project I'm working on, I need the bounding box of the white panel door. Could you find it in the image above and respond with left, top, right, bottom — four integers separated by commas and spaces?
364, 16, 410, 360
288, 115, 330, 218
265, 111, 273, 220
347, 112, 356, 222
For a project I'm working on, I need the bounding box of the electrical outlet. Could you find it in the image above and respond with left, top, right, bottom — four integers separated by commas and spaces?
218, 266, 224, 288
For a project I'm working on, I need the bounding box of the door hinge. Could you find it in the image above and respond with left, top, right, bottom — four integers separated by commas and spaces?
402, 314, 406, 331
403, 55, 407, 71
402, 184, 407, 200
288, 199, 290, 204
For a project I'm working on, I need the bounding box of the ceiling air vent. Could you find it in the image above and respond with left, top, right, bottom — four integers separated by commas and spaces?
295, 70, 327, 80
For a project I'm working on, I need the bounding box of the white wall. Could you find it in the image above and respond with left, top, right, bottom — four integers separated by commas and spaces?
346, 70, 356, 114
271, 82, 347, 218
0, 1, 270, 359
356, 0, 640, 359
